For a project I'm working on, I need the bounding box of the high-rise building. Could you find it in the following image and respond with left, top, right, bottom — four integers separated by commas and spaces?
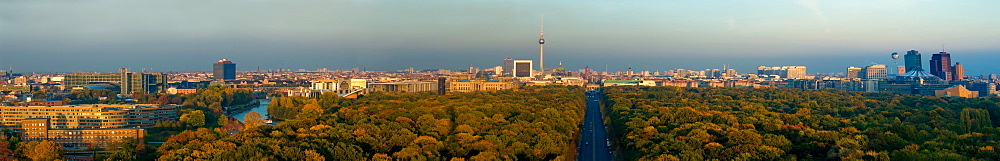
952, 62, 964, 80
860, 64, 887, 79
725, 69, 737, 78
438, 77, 447, 95
930, 51, 952, 80
897, 66, 906, 76
120, 72, 168, 95
704, 69, 721, 78
503, 58, 514, 76
513, 60, 533, 77
213, 59, 236, 80
904, 50, 922, 72
846, 67, 862, 79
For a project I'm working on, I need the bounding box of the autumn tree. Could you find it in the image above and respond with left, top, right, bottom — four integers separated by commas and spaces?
243, 111, 265, 130
17, 140, 63, 161
297, 103, 324, 120
604, 86, 1000, 160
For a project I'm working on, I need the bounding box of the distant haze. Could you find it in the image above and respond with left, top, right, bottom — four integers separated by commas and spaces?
2, 0, 998, 75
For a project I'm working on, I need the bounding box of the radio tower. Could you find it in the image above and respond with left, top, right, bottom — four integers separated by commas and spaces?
538, 16, 545, 76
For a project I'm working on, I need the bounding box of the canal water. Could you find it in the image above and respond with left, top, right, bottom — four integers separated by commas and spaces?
233, 99, 269, 122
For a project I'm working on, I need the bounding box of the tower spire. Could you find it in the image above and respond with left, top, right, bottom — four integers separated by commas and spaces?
538, 16, 545, 76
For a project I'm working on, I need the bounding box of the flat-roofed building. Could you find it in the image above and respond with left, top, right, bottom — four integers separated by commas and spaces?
20, 118, 144, 149
166, 87, 197, 95
658, 80, 700, 87
0, 104, 179, 129
503, 58, 514, 76
757, 66, 807, 79
846, 67, 862, 79
65, 73, 121, 89
65, 70, 167, 94
368, 81, 438, 93
213, 59, 236, 81
557, 77, 588, 86
513, 60, 533, 77
860, 64, 888, 79
350, 79, 368, 89
0, 84, 30, 92
13, 100, 64, 106
311, 79, 344, 90
311, 79, 368, 91
449, 79, 518, 92
602, 80, 655, 86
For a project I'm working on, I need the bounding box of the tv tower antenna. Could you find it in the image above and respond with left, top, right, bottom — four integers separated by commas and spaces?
538, 16, 545, 76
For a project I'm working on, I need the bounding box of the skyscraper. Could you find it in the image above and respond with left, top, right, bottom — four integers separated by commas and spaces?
930, 51, 952, 80
538, 17, 545, 75
503, 58, 514, 76
213, 59, 236, 80
513, 60, 533, 77
953, 62, 964, 80
904, 50, 922, 72
897, 66, 906, 76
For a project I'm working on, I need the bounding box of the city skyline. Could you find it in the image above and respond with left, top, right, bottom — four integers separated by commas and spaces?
2, 0, 999, 75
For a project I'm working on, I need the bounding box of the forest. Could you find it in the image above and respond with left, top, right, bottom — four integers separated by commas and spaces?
603, 86, 1000, 160
155, 86, 587, 160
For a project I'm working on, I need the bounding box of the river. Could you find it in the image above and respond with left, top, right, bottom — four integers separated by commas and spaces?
233, 99, 270, 122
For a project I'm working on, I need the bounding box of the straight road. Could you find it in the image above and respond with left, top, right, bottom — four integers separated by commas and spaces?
578, 91, 613, 161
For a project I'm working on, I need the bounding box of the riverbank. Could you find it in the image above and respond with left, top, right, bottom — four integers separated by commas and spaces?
233, 99, 270, 122
225, 99, 262, 116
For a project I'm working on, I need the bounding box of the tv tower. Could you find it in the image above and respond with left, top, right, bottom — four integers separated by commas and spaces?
538, 16, 545, 75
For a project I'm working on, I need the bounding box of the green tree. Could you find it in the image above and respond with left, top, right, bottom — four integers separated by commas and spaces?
30, 90, 48, 100
180, 110, 206, 127
104, 139, 139, 161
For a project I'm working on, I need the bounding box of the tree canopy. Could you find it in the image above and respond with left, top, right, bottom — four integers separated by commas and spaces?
603, 86, 1000, 160
157, 86, 587, 160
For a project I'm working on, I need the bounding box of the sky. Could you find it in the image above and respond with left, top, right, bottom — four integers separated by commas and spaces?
2, 0, 999, 75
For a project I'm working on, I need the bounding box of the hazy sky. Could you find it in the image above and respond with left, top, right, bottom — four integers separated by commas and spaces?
2, 0, 999, 75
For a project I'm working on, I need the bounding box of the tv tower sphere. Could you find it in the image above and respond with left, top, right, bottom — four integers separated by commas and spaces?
891, 52, 899, 60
